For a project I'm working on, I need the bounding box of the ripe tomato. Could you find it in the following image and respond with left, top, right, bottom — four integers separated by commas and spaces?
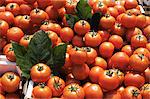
93, 57, 107, 69
124, 72, 145, 88
24, 0, 37, 4
100, 0, 115, 7
37, 0, 52, 9
84, 31, 102, 47
14, 15, 31, 30
98, 30, 110, 42
145, 16, 150, 26
146, 43, 150, 51
45, 31, 58, 46
0, 11, 15, 25
116, 13, 125, 23
45, 6, 59, 20
89, 66, 104, 83
7, 27, 24, 42
124, 0, 138, 9
5, 0, 27, 5
5, 93, 20, 99
99, 42, 114, 58
0, 94, 5, 99
60, 27, 74, 42
108, 35, 123, 49
69, 47, 87, 64
20, 4, 33, 15
107, 7, 119, 18
136, 15, 146, 28
1, 72, 20, 93
141, 84, 150, 99
30, 8, 48, 24
32, 83, 52, 98
88, 0, 98, 7
40, 21, 53, 31
51, 0, 66, 9
0, 20, 9, 37
47, 76, 65, 97
114, 5, 126, 14
100, 14, 115, 29
30, 63, 51, 83
121, 13, 136, 28
129, 54, 149, 73
72, 63, 89, 80
144, 68, 150, 83
121, 45, 133, 56
19, 35, 33, 48
0, 37, 7, 51
63, 53, 72, 73
5, 3, 20, 16
72, 35, 84, 47
84, 84, 103, 99
58, 7, 66, 18
3, 43, 16, 62
0, 6, 5, 12
74, 20, 90, 36
133, 48, 150, 60
0, 0, 4, 6
63, 83, 85, 99
143, 25, 150, 38
131, 34, 148, 48
104, 90, 121, 99
99, 69, 120, 91
111, 22, 125, 36
65, 0, 77, 14
0, 78, 5, 94
93, 1, 108, 14
83, 47, 97, 65
121, 86, 142, 99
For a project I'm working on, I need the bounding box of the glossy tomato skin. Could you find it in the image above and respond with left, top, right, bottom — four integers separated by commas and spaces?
72, 63, 90, 80
144, 68, 150, 83
136, 15, 146, 29
45, 31, 58, 46
65, 0, 77, 14
84, 31, 102, 47
133, 48, 150, 60
93, 57, 107, 69
32, 84, 52, 98
107, 7, 119, 18
72, 35, 84, 47
98, 30, 110, 42
45, 6, 59, 20
121, 45, 133, 57
0, 94, 5, 99
47, 76, 65, 97
20, 4, 33, 15
141, 84, 150, 99
104, 90, 121, 99
0, 6, 5, 12
5, 3, 20, 16
63, 83, 85, 99
0, 20, 9, 37
89, 66, 104, 83
99, 42, 114, 58
121, 86, 142, 99
93, 1, 108, 14
7, 27, 24, 42
84, 84, 103, 99
114, 5, 126, 14
143, 25, 150, 38
51, 0, 66, 9
40, 21, 53, 31
124, 72, 145, 88
129, 54, 149, 73
111, 22, 125, 36
30, 63, 51, 83
146, 43, 150, 51
24, 0, 37, 4
19, 35, 33, 48
124, 0, 138, 9
37, 0, 52, 9
1, 72, 20, 93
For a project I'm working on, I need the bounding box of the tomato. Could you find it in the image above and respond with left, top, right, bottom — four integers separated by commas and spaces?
141, 84, 150, 99
83, 82, 92, 90
117, 86, 125, 94
107, 7, 119, 18
124, 0, 138, 10
100, 14, 115, 29
5, 3, 20, 16
93, 57, 107, 69
30, 63, 51, 83
121, 45, 133, 56
0, 37, 7, 51
111, 22, 125, 36
144, 68, 150, 83
99, 42, 114, 58
24, 0, 37, 4
131, 34, 148, 48
58, 7, 66, 18
0, 11, 15, 25
74, 20, 90, 36
84, 31, 102, 47
83, 47, 97, 65
72, 63, 89, 80
5, 93, 20, 99
145, 16, 150, 26
62, 83, 85, 99
51, 0, 66, 9
121, 86, 142, 99
20, 4, 33, 15
47, 76, 65, 97
114, 5, 126, 14
100, 0, 115, 7
143, 25, 150, 38
110, 52, 129, 71
37, 0, 52, 9
45, 31, 58, 46
133, 48, 150, 60
108, 35, 123, 49
65, 0, 77, 14
126, 27, 142, 42
30, 8, 48, 24
116, 13, 125, 23
104, 90, 121, 99
98, 30, 110, 42
129, 54, 149, 73
124, 72, 145, 88
60, 27, 74, 43
5, 0, 27, 5
99, 69, 120, 91
45, 6, 59, 20
0, 20, 9, 37
1, 72, 20, 93
3, 43, 16, 62
72, 35, 84, 47
136, 15, 146, 28
121, 13, 136, 28
126, 9, 141, 16
32, 83, 52, 98
0, 6, 5, 12
69, 47, 87, 64
88, 0, 98, 7
14, 15, 31, 30
0, 94, 5, 99
0, 0, 4, 6
84, 84, 103, 99
63, 53, 72, 74
19, 35, 33, 48
7, 27, 24, 42
65, 74, 80, 85
40, 21, 53, 31
93, 1, 108, 14
89, 66, 104, 83
146, 43, 150, 51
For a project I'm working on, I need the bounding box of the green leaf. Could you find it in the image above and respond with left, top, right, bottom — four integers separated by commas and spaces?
76, 0, 92, 20
65, 14, 79, 28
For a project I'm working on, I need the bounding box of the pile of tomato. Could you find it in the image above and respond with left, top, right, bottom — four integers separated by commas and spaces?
0, 0, 150, 99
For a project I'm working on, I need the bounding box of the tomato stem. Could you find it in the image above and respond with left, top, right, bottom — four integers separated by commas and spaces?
37, 65, 43, 71
39, 83, 45, 88
69, 85, 78, 92
84, 47, 91, 52
7, 74, 14, 80
98, 1, 103, 7
10, 4, 14, 9
35, 8, 40, 13
138, 54, 144, 60
106, 70, 113, 77
132, 90, 140, 97
81, 20, 85, 26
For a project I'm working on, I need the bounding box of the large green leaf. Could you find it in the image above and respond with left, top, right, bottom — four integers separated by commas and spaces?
65, 14, 79, 28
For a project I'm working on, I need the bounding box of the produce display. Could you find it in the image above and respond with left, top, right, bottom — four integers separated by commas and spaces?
0, 0, 150, 99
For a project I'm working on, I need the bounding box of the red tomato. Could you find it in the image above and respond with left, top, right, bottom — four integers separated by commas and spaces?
136, 14, 146, 28
51, 0, 66, 9
121, 45, 133, 56
20, 4, 33, 15
107, 7, 119, 18
111, 22, 125, 36
46, 31, 58, 46
133, 48, 150, 60
19, 35, 33, 48
58, 7, 66, 18
72, 35, 85, 47
114, 5, 126, 14
37, 0, 52, 9
141, 84, 150, 99
0, 6, 5, 12
146, 43, 150, 51
0, 20, 9, 37
116, 13, 125, 23
144, 68, 150, 83
0, 0, 4, 6
88, 0, 98, 7
65, 0, 77, 14
93, 1, 108, 14
0, 37, 7, 51
143, 25, 150, 38
104, 90, 121, 99
24, 0, 37, 4
45, 6, 59, 20
5, 3, 20, 16
93, 57, 107, 69
0, 94, 5, 99
124, 0, 138, 10
98, 30, 110, 42
100, 0, 115, 7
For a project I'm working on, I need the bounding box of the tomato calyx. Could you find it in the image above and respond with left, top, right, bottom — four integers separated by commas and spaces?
115, 23, 121, 28
10, 4, 15, 9
8, 47, 14, 53
7, 74, 14, 80
24, 15, 30, 20
90, 31, 97, 37
136, 35, 143, 41
80, 20, 86, 26
138, 54, 144, 60
37, 65, 44, 71
42, 21, 49, 25
74, 46, 80, 51
131, 90, 140, 97
39, 83, 46, 89
23, 35, 30, 40
105, 14, 110, 18
84, 47, 91, 52
98, 1, 103, 7
142, 84, 149, 91
68, 85, 78, 92
106, 70, 114, 77
35, 8, 40, 13
53, 78, 62, 90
